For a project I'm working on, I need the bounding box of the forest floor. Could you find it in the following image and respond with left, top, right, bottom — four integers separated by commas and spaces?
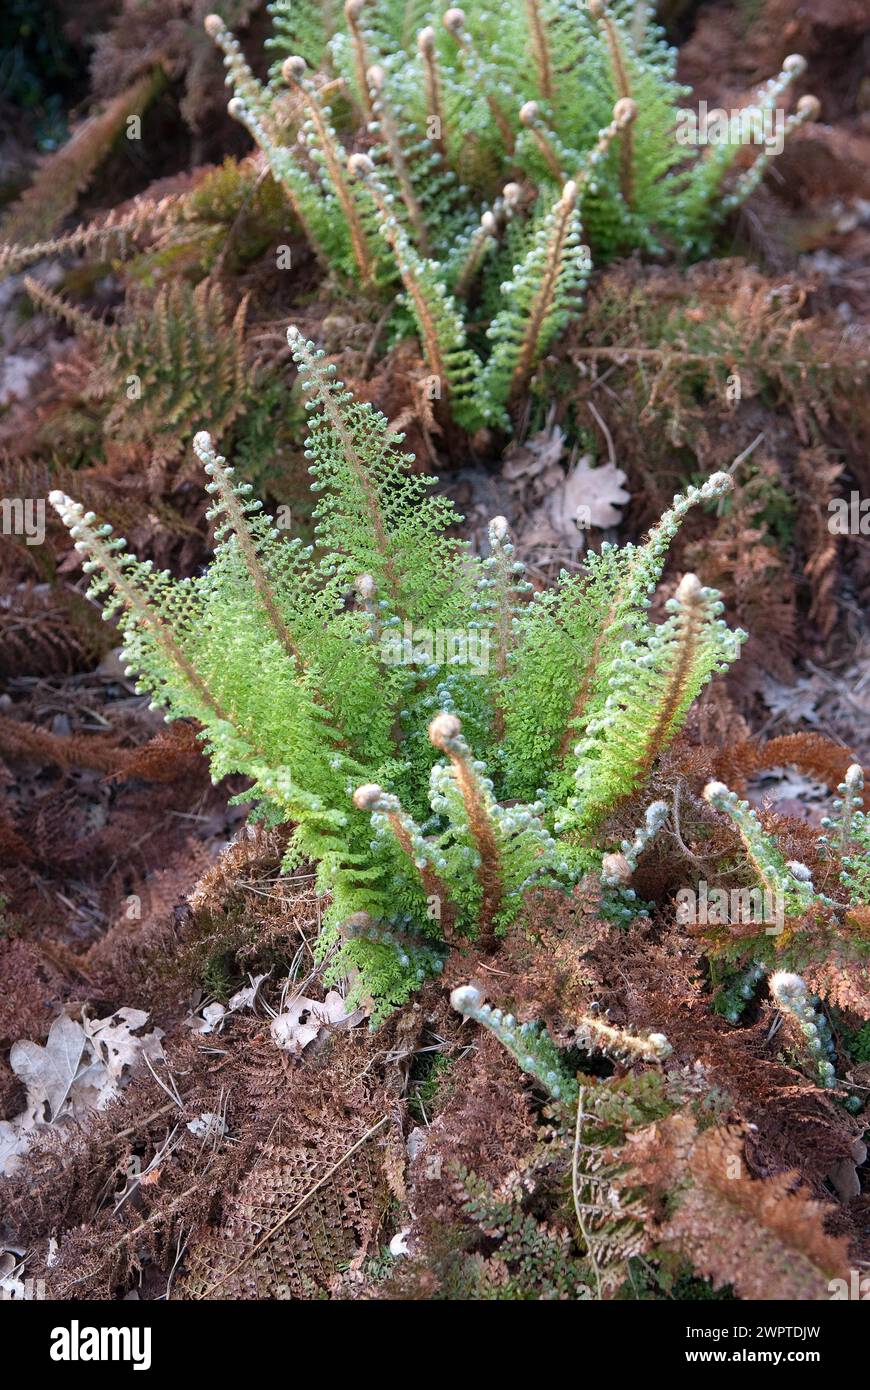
0, 0, 869, 1301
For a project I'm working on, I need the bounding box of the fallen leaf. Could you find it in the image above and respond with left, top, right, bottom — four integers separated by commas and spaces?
502, 425, 565, 481
2, 1007, 164, 1176
556, 456, 630, 533
10, 1014, 88, 1122
186, 1112, 228, 1140
227, 973, 269, 1014
84, 1007, 164, 1085
270, 990, 359, 1056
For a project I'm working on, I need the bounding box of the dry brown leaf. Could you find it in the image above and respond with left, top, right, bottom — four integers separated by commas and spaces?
623, 1113, 851, 1300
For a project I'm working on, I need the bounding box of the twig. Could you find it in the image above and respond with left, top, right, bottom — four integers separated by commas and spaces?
587, 399, 617, 469
360, 296, 398, 379
572, 1086, 602, 1300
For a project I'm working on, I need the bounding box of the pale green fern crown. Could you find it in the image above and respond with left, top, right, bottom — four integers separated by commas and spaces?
202, 1, 818, 430
51, 328, 744, 1019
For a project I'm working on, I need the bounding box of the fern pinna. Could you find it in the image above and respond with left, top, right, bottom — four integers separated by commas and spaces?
200, 1, 818, 430
51, 329, 744, 1021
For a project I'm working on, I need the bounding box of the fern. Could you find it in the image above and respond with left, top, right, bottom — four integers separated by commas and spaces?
51, 331, 744, 1019
695, 773, 870, 1045
184, 2, 819, 430
2, 4, 820, 438
24, 276, 251, 469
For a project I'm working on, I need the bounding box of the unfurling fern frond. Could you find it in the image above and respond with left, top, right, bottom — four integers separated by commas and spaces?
51, 330, 744, 1018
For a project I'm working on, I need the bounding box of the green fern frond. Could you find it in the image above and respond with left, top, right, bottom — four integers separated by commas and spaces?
50, 335, 747, 1018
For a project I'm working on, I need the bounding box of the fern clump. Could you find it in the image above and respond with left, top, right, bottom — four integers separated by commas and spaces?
195, 2, 818, 430
51, 328, 744, 1020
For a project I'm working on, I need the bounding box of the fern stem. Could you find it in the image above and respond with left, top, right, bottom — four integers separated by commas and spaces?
282, 55, 376, 284
484, 516, 530, 741
573, 1011, 672, 1061
48, 493, 229, 725
417, 26, 447, 159
288, 327, 404, 608
575, 99, 636, 195
588, 1, 635, 208
204, 14, 275, 134
721, 88, 819, 214
1, 197, 174, 278
367, 64, 431, 256
23, 276, 103, 339
344, 0, 375, 121
508, 180, 578, 410
226, 96, 329, 265
453, 209, 498, 297
635, 572, 705, 777
353, 783, 457, 937
443, 8, 516, 154
557, 474, 735, 760
524, 0, 554, 100
452, 183, 521, 299
519, 102, 565, 180
429, 713, 503, 946
193, 432, 306, 669
348, 154, 448, 387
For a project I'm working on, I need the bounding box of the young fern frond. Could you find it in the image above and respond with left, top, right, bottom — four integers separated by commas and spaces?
429, 713, 506, 944
477, 516, 532, 741
347, 153, 483, 427
501, 472, 736, 803
587, 0, 636, 208
451, 985, 580, 1101
451, 984, 672, 1104
721, 95, 820, 216
226, 93, 341, 267
289, 325, 467, 615
601, 798, 669, 887
524, 0, 554, 103
821, 764, 865, 856
443, 7, 517, 155
51, 334, 746, 1017
353, 782, 457, 938
345, 0, 376, 121
47, 493, 230, 729
282, 55, 379, 284
519, 101, 567, 181
194, 431, 305, 669
677, 55, 815, 252
446, 181, 522, 296
477, 180, 591, 425
769, 972, 837, 1089
703, 782, 824, 918
205, 13, 278, 135
560, 575, 746, 838
429, 713, 566, 943
366, 64, 431, 255
417, 26, 447, 160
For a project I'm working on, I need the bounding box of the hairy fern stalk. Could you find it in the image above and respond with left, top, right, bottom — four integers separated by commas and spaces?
51, 333, 744, 1020
201, 1, 818, 430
